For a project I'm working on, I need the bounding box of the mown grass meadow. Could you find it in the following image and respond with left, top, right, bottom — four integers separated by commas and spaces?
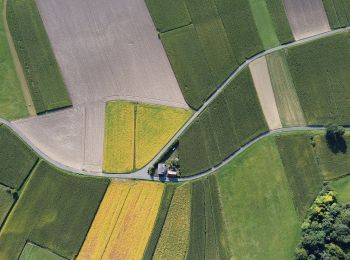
322, 0, 350, 29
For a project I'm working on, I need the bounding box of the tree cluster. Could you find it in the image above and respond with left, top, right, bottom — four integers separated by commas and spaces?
296, 187, 350, 260
326, 123, 347, 154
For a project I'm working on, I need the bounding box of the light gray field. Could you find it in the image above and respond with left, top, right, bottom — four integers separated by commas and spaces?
12, 0, 188, 172
283, 0, 330, 40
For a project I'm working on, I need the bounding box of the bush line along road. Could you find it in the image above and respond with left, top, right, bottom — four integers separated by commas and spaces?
1, 25, 350, 182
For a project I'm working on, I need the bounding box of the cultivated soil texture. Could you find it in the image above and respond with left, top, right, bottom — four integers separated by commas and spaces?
249, 57, 282, 130
283, 0, 330, 40
12, 0, 188, 172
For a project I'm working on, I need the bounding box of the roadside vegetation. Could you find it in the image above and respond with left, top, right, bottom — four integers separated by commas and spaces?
178, 68, 268, 176
322, 0, 350, 29
146, 0, 293, 109
6, 0, 71, 113
0, 0, 28, 120
104, 101, 191, 173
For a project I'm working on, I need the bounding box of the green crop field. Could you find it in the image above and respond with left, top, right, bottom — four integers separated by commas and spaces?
179, 68, 268, 176
0, 0, 28, 120
286, 31, 350, 125
216, 137, 300, 259
322, 0, 350, 29
314, 132, 350, 180
265, 0, 294, 44
153, 183, 191, 260
6, 0, 71, 114
161, 25, 219, 109
145, 0, 191, 32
0, 160, 109, 259
19, 243, 66, 260
266, 51, 305, 126
249, 0, 279, 49
0, 184, 14, 228
275, 132, 323, 219
0, 125, 38, 189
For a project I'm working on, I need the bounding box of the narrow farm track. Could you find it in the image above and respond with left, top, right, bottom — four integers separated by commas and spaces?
1, 25, 350, 182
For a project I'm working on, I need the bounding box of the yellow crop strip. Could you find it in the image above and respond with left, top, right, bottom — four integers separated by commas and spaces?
77, 181, 132, 259
102, 182, 164, 259
135, 104, 191, 169
77, 181, 164, 259
153, 183, 192, 259
103, 101, 135, 173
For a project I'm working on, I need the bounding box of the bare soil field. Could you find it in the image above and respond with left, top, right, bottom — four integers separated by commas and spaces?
10, 0, 189, 172
35, 0, 187, 109
283, 0, 330, 40
249, 57, 282, 130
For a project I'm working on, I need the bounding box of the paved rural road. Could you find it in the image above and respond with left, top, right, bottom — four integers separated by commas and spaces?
1, 25, 350, 182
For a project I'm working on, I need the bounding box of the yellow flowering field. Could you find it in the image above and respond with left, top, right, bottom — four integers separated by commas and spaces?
135, 104, 191, 169
153, 183, 192, 260
78, 180, 164, 259
103, 101, 135, 173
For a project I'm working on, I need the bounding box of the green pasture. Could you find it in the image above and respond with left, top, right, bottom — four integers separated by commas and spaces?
0, 125, 38, 189
0, 0, 28, 120
330, 175, 350, 204
322, 0, 350, 29
19, 242, 66, 260
286, 31, 350, 125
179, 68, 268, 176
216, 137, 300, 259
0, 160, 109, 259
6, 0, 71, 113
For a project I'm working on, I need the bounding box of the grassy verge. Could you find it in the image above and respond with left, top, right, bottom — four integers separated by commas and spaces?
0, 0, 28, 120
0, 124, 38, 189
179, 68, 268, 176
6, 0, 71, 113
216, 136, 300, 259
286, 31, 350, 125
0, 160, 109, 259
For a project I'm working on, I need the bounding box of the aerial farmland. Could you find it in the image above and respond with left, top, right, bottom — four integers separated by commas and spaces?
1, 0, 350, 258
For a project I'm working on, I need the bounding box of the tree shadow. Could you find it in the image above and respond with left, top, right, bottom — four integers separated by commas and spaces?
326, 134, 347, 154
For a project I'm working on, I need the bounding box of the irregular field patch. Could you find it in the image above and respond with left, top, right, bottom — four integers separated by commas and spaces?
0, 124, 38, 189
19, 242, 66, 260
266, 51, 305, 126
286, 32, 350, 125
330, 175, 350, 204
104, 101, 191, 173
78, 181, 164, 259
0, 0, 28, 120
0, 184, 14, 228
322, 0, 350, 29
216, 137, 300, 259
0, 160, 109, 259
6, 0, 71, 113
179, 68, 268, 176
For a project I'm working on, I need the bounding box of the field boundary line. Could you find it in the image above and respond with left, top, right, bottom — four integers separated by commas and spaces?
3, 0, 36, 116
